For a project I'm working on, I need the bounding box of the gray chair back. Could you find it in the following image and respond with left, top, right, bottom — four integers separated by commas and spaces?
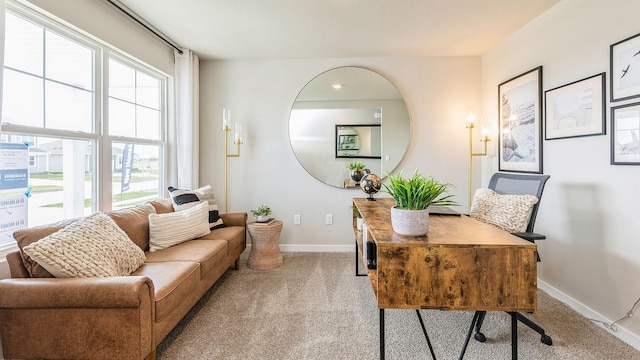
488, 172, 550, 234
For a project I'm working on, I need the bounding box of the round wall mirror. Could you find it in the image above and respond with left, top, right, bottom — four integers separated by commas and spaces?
289, 66, 411, 188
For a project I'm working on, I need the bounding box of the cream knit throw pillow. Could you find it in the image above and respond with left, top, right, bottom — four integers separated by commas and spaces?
23, 213, 146, 278
470, 188, 539, 233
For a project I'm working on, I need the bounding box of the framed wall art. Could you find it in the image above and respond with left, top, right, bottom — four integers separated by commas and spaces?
544, 73, 606, 140
611, 102, 640, 165
498, 66, 543, 173
610, 32, 640, 102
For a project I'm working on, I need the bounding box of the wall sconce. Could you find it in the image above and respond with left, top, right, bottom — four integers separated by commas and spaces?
466, 111, 491, 210
222, 108, 243, 212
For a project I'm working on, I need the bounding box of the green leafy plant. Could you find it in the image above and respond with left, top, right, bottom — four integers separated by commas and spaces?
351, 205, 362, 218
251, 204, 272, 217
347, 161, 366, 170
381, 169, 458, 210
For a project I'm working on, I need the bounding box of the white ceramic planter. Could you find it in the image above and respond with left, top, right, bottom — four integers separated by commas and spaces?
256, 215, 269, 222
390, 207, 429, 236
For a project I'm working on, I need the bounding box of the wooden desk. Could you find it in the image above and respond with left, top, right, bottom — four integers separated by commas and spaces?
353, 198, 537, 359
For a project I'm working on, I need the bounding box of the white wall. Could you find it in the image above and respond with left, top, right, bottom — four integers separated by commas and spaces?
199, 57, 481, 250
481, 0, 640, 346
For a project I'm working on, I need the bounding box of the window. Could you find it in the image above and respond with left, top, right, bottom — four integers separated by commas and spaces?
109, 59, 161, 140
0, 3, 168, 249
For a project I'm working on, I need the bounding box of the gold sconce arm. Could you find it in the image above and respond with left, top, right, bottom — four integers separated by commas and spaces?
222, 112, 243, 212
467, 121, 491, 211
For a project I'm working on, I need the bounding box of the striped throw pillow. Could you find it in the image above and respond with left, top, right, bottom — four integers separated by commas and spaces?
167, 185, 225, 230
148, 201, 211, 252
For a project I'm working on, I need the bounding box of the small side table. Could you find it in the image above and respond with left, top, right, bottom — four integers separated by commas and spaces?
247, 220, 283, 270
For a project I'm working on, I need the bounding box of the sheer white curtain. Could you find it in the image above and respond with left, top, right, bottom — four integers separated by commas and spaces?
174, 49, 199, 189
0, 0, 6, 132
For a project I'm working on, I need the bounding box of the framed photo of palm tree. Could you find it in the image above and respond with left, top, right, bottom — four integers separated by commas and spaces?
498, 66, 543, 173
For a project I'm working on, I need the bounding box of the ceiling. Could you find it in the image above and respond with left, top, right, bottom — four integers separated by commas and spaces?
116, 0, 561, 61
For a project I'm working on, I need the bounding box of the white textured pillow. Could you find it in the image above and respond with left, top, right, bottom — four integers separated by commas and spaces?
22, 213, 146, 278
148, 201, 211, 252
469, 188, 539, 233
168, 185, 225, 230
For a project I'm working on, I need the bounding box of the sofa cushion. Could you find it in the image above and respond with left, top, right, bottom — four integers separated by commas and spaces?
148, 201, 211, 252
200, 225, 246, 256
108, 203, 156, 251
149, 198, 174, 214
22, 213, 146, 278
131, 261, 200, 322
13, 218, 80, 278
145, 239, 228, 278
167, 185, 225, 230
470, 188, 539, 233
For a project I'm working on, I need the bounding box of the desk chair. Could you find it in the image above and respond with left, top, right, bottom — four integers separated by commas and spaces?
463, 172, 552, 356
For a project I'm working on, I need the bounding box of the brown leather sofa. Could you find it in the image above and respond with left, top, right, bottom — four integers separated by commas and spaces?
0, 199, 247, 360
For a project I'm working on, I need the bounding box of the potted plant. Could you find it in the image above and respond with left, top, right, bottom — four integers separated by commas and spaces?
351, 204, 364, 230
348, 161, 366, 185
381, 169, 458, 236
251, 204, 272, 223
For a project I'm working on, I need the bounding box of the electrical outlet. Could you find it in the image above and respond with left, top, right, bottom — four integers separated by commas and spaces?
326, 214, 333, 225
294, 214, 301, 225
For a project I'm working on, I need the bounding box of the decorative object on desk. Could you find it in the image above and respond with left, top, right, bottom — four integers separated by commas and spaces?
351, 205, 363, 230
347, 161, 366, 185
359, 169, 381, 201
382, 169, 458, 236
251, 204, 272, 223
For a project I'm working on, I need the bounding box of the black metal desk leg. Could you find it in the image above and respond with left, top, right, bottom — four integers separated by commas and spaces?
355, 241, 365, 276
511, 312, 518, 360
355, 241, 359, 276
416, 310, 437, 360
459, 311, 481, 360
380, 309, 385, 360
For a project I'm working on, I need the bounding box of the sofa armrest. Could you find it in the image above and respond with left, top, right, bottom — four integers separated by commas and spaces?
5, 251, 29, 278
0, 276, 154, 308
0, 276, 155, 360
220, 212, 248, 227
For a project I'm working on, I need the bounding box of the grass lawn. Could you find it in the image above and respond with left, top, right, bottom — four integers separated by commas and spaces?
32, 171, 159, 183
41, 190, 158, 208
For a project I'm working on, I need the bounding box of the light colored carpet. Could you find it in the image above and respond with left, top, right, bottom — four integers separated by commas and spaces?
157, 252, 640, 360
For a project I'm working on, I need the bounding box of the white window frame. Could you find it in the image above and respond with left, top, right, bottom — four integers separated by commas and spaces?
0, 1, 169, 257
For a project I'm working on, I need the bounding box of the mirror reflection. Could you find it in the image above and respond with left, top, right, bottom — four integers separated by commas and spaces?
289, 66, 411, 188
336, 124, 381, 158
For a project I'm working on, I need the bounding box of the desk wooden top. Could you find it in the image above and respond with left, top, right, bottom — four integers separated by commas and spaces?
354, 197, 535, 248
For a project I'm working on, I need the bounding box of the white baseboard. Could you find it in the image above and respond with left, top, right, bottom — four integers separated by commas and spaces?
248, 244, 354, 253
538, 279, 640, 351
